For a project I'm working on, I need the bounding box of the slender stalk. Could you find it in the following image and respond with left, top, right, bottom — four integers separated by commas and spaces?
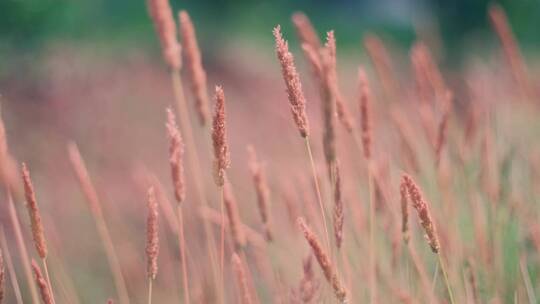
0, 226, 23, 304
367, 162, 376, 304
94, 214, 130, 304
437, 253, 455, 304
147, 278, 153, 304
406, 242, 438, 303
170, 69, 221, 293
67, 144, 129, 304
520, 257, 536, 304
41, 258, 56, 304
219, 186, 225, 303
6, 192, 40, 304
431, 259, 439, 293
176, 206, 190, 304
304, 137, 331, 252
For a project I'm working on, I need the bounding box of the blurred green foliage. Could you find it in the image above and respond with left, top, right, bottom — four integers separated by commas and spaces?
0, 0, 539, 56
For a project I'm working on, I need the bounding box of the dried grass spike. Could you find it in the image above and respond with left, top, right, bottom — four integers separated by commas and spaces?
323, 30, 355, 135
224, 183, 246, 251
333, 162, 344, 249
399, 177, 409, 243
67, 143, 102, 216
231, 253, 253, 304
273, 25, 310, 138
293, 254, 320, 303
363, 34, 398, 101
291, 12, 321, 51
320, 47, 336, 170
247, 145, 272, 241
21, 163, 47, 259
31, 259, 52, 304
147, 0, 181, 69
297, 217, 347, 302
146, 186, 159, 280
179, 10, 210, 125
402, 174, 440, 253
166, 108, 186, 203
489, 4, 530, 98
0, 249, 4, 303
358, 67, 372, 159
434, 91, 452, 167
212, 86, 230, 186
301, 43, 323, 80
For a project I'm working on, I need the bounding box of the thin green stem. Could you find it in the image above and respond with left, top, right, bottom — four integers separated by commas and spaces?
438, 253, 455, 304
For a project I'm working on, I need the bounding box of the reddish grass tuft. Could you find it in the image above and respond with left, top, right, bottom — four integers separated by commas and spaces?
247, 145, 273, 242
297, 217, 347, 303
273, 25, 310, 138
358, 67, 372, 160
31, 259, 53, 304
224, 183, 246, 251
399, 178, 409, 243
146, 0, 181, 70
179, 10, 210, 125
333, 162, 344, 249
146, 186, 159, 280
211, 86, 230, 186
21, 163, 48, 259
291, 12, 321, 52
402, 174, 440, 253
231, 253, 253, 304
166, 108, 186, 204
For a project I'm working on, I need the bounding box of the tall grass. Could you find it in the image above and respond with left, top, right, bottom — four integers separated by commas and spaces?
0, 2, 539, 303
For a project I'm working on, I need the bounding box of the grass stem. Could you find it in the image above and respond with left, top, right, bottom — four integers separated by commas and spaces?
177, 205, 191, 304
438, 253, 455, 304
304, 137, 331, 252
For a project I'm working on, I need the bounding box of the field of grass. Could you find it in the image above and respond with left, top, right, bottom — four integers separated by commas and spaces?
0, 1, 539, 303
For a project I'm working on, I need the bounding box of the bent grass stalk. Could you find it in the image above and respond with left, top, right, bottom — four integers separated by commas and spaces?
67, 144, 129, 304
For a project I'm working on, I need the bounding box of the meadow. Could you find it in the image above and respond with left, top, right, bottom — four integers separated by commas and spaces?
0, 1, 539, 303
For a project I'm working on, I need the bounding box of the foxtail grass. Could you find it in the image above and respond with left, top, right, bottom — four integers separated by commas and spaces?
21, 163, 56, 304
273, 25, 332, 253
212, 86, 230, 303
